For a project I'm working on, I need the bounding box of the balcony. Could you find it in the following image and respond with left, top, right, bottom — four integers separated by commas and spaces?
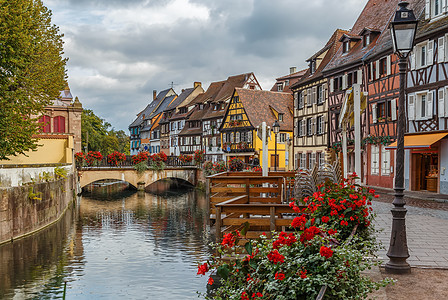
222, 142, 254, 153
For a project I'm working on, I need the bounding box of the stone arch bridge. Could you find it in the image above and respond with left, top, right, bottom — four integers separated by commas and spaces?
78, 167, 199, 189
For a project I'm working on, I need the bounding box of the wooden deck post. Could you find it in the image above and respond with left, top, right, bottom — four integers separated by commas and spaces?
270, 206, 276, 232
216, 206, 222, 243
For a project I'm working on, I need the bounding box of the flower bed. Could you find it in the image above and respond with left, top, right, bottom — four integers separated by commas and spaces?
107, 151, 126, 166
197, 176, 391, 299
85, 151, 103, 167
179, 154, 193, 163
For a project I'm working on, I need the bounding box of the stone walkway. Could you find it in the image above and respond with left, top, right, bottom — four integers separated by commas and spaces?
372, 191, 448, 268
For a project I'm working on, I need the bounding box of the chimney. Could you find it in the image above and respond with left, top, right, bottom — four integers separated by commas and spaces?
182, 89, 185, 93
153, 90, 157, 100
194, 82, 201, 88
290, 67, 297, 74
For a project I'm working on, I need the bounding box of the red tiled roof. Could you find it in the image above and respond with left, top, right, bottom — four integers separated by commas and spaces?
293, 29, 348, 88
324, 0, 424, 74
234, 88, 293, 132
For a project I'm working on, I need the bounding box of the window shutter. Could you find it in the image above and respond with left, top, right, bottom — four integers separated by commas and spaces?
307, 88, 312, 105
311, 118, 316, 134
438, 88, 445, 117
410, 50, 416, 70
427, 40, 434, 65
444, 0, 448, 13
375, 60, 380, 79
312, 86, 317, 104
329, 78, 334, 93
372, 103, 377, 123
445, 34, 448, 62
425, 0, 430, 19
370, 62, 374, 80
408, 94, 415, 120
438, 37, 445, 63
342, 74, 347, 89
294, 92, 298, 108
391, 99, 397, 121
357, 69, 363, 84
322, 85, 327, 104
301, 120, 306, 137
427, 91, 434, 119
386, 55, 392, 75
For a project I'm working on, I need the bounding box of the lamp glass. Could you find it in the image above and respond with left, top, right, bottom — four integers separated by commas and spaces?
391, 23, 416, 55
273, 120, 280, 134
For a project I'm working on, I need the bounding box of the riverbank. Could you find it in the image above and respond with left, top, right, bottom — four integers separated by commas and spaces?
0, 174, 75, 245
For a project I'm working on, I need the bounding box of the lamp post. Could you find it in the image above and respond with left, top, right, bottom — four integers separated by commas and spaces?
272, 120, 280, 171
386, 1, 418, 274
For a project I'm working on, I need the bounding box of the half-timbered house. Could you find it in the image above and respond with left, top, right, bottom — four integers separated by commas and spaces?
322, 0, 422, 182
291, 29, 346, 171
202, 73, 262, 162
220, 88, 293, 170
398, 1, 448, 193
361, 0, 424, 189
159, 83, 204, 155
271, 67, 307, 94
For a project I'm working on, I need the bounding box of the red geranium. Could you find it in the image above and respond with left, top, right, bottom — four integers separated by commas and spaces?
319, 246, 333, 259
275, 272, 285, 281
291, 215, 307, 230
197, 262, 209, 275
299, 226, 320, 243
208, 277, 214, 285
321, 216, 330, 223
267, 249, 285, 264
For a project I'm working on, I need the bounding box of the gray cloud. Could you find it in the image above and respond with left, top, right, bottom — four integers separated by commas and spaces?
44, 0, 365, 131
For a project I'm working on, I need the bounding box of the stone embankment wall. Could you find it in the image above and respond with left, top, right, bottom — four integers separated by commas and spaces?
0, 174, 74, 245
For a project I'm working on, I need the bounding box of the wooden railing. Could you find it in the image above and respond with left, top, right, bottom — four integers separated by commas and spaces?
208, 171, 304, 242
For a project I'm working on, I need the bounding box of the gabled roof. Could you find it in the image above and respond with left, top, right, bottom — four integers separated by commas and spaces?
129, 88, 175, 128
149, 95, 176, 119
166, 88, 194, 110
270, 69, 307, 93
292, 29, 347, 89
214, 73, 255, 103
323, 0, 423, 74
362, 0, 425, 62
189, 81, 225, 105
233, 88, 293, 131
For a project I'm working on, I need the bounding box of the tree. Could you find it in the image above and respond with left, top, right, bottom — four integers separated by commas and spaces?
0, 0, 67, 160
81, 109, 130, 155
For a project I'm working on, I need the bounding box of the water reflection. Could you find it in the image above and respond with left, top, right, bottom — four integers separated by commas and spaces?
0, 188, 212, 299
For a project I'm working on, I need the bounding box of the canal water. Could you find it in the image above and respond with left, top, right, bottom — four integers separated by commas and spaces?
0, 187, 213, 299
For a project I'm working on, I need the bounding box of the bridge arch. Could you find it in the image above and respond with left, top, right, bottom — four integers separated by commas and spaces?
79, 168, 197, 189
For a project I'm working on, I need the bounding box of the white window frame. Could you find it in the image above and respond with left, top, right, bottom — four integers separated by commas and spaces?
416, 90, 433, 120
298, 91, 304, 109
299, 153, 307, 169
381, 145, 391, 176
309, 152, 316, 170
317, 85, 324, 104
371, 145, 380, 175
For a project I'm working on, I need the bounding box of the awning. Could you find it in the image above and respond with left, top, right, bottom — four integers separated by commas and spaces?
386, 132, 448, 149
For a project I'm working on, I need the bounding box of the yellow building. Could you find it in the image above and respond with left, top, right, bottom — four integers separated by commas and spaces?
220, 88, 294, 170
0, 86, 82, 165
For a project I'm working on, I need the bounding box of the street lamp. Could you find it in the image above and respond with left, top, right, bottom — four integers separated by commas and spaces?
386, 1, 418, 274
272, 120, 280, 171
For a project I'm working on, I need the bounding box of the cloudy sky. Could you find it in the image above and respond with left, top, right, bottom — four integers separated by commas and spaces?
43, 0, 366, 132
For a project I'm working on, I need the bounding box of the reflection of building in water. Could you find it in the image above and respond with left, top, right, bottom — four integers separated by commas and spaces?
0, 206, 80, 298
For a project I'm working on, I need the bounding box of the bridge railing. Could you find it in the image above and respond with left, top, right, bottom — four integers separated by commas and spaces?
78, 155, 196, 169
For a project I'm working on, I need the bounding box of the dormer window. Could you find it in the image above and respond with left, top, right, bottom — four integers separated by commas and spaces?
277, 83, 284, 92
278, 113, 284, 122
343, 41, 350, 53
363, 34, 370, 47
430, 0, 443, 18
310, 60, 316, 74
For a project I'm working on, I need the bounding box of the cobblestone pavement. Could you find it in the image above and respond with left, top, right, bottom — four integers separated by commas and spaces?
372, 190, 448, 268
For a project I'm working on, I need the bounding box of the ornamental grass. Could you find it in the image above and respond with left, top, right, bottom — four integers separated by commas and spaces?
198, 175, 392, 299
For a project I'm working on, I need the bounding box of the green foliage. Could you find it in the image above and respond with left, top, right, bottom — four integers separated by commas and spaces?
149, 160, 166, 172
198, 178, 392, 299
81, 109, 130, 154
28, 187, 42, 201
133, 161, 148, 174
0, 0, 67, 160
54, 166, 67, 179
39, 171, 52, 182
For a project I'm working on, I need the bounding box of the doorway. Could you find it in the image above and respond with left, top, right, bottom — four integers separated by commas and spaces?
411, 152, 438, 192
